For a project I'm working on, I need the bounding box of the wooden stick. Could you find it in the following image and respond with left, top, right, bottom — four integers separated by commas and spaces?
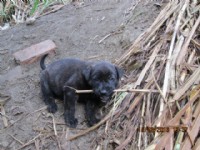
65, 86, 170, 94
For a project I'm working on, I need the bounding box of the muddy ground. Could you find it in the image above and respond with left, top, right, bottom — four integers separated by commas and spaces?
0, 0, 163, 149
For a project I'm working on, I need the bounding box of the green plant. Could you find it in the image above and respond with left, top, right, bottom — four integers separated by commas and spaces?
0, 0, 15, 23
0, 0, 69, 25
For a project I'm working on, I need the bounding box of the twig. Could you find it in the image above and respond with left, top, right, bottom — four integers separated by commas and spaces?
16, 134, 41, 150
98, 31, 122, 44
9, 134, 24, 145
78, 89, 162, 94
98, 34, 111, 44
31, 106, 47, 114
88, 55, 102, 60
65, 86, 173, 94
39, 4, 64, 17
51, 114, 58, 136
67, 110, 119, 141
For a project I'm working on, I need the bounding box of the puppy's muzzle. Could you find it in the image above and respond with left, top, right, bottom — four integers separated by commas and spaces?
99, 89, 112, 103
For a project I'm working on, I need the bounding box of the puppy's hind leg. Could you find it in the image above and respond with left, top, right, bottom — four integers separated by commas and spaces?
63, 86, 78, 128
40, 73, 57, 113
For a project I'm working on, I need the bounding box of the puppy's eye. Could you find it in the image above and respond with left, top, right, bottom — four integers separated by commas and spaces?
110, 77, 115, 80
93, 77, 99, 82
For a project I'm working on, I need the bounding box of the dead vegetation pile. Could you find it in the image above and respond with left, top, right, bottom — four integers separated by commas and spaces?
68, 0, 200, 149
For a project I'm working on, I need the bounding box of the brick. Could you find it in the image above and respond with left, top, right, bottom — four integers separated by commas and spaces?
13, 40, 56, 64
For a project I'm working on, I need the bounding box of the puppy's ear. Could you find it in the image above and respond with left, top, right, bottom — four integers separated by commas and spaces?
82, 66, 92, 83
115, 66, 124, 80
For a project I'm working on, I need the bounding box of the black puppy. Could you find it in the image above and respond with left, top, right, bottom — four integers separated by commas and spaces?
40, 54, 123, 128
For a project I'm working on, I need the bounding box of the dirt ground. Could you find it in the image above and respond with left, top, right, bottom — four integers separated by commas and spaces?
0, 0, 163, 149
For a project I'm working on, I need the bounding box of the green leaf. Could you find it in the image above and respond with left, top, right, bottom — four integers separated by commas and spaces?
30, 0, 39, 16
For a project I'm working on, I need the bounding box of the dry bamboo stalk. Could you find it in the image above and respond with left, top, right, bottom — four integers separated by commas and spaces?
134, 42, 162, 88
138, 96, 146, 149
144, 1, 179, 45
115, 125, 136, 150
171, 36, 184, 90
179, 48, 196, 83
174, 131, 184, 150
170, 66, 200, 102
174, 47, 196, 147
156, 0, 189, 135
193, 96, 200, 118
191, 39, 200, 48
169, 93, 198, 142
144, 94, 150, 148
183, 92, 200, 146
165, 132, 174, 150
153, 89, 200, 149
182, 50, 196, 119
127, 80, 154, 114
177, 15, 200, 65
193, 138, 200, 150
181, 113, 200, 150
163, 0, 189, 100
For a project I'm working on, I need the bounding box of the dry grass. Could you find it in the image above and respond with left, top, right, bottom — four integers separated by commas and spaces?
68, 0, 200, 149
0, 0, 70, 26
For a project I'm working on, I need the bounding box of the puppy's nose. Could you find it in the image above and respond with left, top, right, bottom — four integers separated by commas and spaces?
100, 90, 107, 96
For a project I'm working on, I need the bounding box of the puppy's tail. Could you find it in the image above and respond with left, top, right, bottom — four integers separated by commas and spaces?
40, 54, 48, 70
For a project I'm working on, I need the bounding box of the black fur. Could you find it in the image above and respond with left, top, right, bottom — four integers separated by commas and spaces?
40, 55, 124, 128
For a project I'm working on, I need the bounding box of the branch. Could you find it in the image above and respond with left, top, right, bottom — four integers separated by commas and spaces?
64, 86, 173, 94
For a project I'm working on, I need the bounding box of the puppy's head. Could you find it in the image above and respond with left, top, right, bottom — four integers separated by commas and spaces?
83, 61, 124, 103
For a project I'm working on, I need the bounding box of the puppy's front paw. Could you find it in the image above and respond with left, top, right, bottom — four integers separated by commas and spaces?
64, 115, 78, 128
88, 118, 100, 127
47, 103, 58, 113
69, 118, 78, 128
